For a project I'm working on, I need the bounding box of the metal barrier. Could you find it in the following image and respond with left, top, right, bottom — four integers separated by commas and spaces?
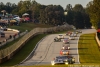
0, 24, 72, 63
96, 33, 100, 47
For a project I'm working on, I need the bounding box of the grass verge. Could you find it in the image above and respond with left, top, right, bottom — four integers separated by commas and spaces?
78, 33, 100, 64
8, 23, 53, 32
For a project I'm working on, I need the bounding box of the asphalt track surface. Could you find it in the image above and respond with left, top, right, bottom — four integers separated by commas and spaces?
19, 29, 96, 66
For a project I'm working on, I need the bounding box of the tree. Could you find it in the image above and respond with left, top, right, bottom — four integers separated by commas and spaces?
42, 5, 64, 25
72, 4, 85, 28
5, 2, 12, 13
65, 4, 72, 11
86, 0, 100, 29
0, 2, 5, 13
65, 4, 74, 25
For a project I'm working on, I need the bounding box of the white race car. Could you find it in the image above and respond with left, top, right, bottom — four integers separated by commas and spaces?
69, 36, 75, 40
70, 33, 77, 37
51, 55, 75, 65
76, 30, 82, 33
57, 34, 64, 39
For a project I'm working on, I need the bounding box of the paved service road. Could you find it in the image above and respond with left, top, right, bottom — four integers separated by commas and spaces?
18, 29, 96, 66
0, 31, 18, 43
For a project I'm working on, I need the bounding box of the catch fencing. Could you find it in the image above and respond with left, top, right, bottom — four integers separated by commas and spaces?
0, 24, 72, 63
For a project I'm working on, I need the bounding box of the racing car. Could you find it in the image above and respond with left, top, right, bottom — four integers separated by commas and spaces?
63, 38, 70, 44
54, 37, 61, 42
70, 32, 77, 37
60, 49, 69, 55
69, 36, 75, 40
66, 31, 72, 36
76, 30, 82, 33
57, 34, 64, 39
62, 45, 70, 50
51, 55, 75, 65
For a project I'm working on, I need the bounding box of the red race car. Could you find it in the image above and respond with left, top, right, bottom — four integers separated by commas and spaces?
60, 49, 69, 55
66, 31, 72, 36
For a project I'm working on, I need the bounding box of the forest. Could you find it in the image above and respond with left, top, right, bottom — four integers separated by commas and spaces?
0, 0, 100, 29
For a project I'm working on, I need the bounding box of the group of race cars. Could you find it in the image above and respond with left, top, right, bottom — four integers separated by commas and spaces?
51, 30, 82, 65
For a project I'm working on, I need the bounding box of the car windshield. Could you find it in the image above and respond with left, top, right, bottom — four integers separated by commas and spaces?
61, 50, 68, 51
64, 38, 68, 40
59, 35, 62, 36
56, 56, 71, 59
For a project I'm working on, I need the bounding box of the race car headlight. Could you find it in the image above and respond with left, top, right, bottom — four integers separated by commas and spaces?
72, 58, 75, 62
51, 61, 55, 65
65, 59, 68, 61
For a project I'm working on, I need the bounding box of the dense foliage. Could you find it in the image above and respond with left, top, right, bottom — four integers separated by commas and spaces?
0, 0, 93, 29
86, 0, 100, 29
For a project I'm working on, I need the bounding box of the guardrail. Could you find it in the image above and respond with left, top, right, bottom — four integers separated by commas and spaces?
96, 33, 100, 47
0, 23, 73, 63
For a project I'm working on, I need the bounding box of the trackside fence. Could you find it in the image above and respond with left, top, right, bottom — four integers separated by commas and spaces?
0, 24, 72, 63
96, 33, 100, 47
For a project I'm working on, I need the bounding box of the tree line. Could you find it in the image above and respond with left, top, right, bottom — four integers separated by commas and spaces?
86, 0, 100, 29
1, 0, 99, 29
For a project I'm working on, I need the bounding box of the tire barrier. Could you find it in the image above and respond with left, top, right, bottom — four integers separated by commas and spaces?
0, 24, 73, 64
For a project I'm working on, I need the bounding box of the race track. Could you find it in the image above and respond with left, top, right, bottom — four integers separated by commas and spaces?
18, 29, 96, 66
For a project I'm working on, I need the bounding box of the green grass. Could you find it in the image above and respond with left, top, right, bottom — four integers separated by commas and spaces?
8, 23, 53, 32
78, 33, 100, 64
0, 34, 47, 66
